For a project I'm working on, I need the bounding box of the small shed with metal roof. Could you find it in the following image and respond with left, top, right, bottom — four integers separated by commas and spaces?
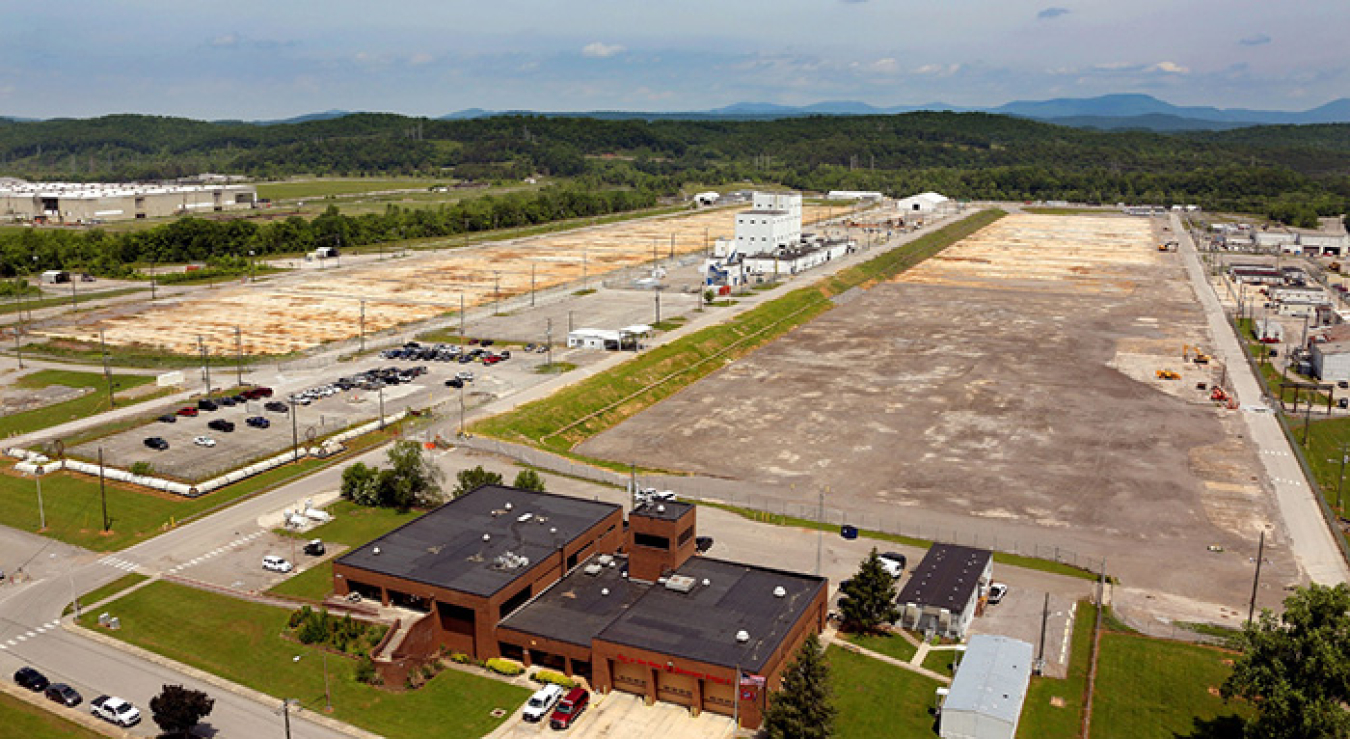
939, 635, 1033, 739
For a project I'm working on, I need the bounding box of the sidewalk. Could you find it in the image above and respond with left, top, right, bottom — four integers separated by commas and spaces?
822, 630, 951, 684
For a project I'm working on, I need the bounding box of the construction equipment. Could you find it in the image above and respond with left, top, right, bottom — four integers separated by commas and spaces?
1156, 369, 1181, 380
1211, 387, 1229, 402
1158, 241, 1178, 252
1183, 344, 1212, 365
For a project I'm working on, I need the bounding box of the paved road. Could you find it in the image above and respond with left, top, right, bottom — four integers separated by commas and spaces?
1174, 212, 1350, 586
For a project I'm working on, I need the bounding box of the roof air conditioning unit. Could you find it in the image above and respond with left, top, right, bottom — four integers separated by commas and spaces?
597, 555, 615, 567
736, 630, 750, 643
517, 512, 534, 523
665, 575, 697, 593
584, 564, 604, 576
601, 588, 610, 596
482, 533, 491, 541
773, 586, 787, 598
373, 547, 381, 555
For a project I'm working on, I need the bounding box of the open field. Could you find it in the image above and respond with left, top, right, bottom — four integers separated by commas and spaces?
256, 178, 447, 200
1019, 602, 1094, 738
0, 369, 160, 438
79, 581, 530, 739
37, 203, 831, 356
829, 645, 941, 739
1092, 631, 1247, 739
0, 690, 105, 739
577, 214, 1294, 609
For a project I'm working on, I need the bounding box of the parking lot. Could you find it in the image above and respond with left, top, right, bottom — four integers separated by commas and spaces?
576, 213, 1298, 614
490, 687, 733, 739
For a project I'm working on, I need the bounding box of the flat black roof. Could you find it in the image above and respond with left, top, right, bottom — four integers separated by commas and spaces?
597, 558, 825, 673
335, 485, 620, 598
498, 554, 648, 648
897, 544, 992, 613
632, 500, 693, 522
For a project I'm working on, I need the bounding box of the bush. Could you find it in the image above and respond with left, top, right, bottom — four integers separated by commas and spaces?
449, 652, 474, 665
485, 658, 524, 676
531, 669, 575, 688
355, 656, 377, 684
129, 461, 155, 476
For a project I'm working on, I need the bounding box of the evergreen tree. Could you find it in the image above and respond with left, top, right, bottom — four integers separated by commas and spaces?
453, 465, 504, 497
764, 634, 835, 739
512, 469, 547, 492
837, 548, 900, 633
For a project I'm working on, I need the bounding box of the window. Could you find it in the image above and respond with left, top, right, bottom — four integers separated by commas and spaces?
634, 532, 670, 550
677, 526, 694, 546
498, 585, 533, 619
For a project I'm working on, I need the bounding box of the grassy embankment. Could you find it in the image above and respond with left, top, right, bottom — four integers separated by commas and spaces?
0, 369, 165, 438
268, 501, 423, 602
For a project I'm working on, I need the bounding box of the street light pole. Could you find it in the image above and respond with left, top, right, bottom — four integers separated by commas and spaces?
458, 382, 466, 437
494, 271, 501, 316
235, 326, 244, 387
359, 299, 366, 354
197, 335, 211, 395
378, 383, 386, 430
100, 328, 114, 408
35, 468, 45, 530
289, 399, 300, 462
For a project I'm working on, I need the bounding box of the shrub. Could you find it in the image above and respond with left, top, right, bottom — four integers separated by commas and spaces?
355, 656, 377, 684
288, 606, 311, 630
531, 669, 575, 688
298, 619, 326, 645
485, 658, 524, 676
129, 461, 155, 476
449, 652, 474, 665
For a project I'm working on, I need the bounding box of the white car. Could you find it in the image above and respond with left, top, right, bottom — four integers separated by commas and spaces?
522, 683, 565, 722
193, 436, 216, 447
262, 555, 293, 573
91, 695, 141, 727
986, 582, 1009, 605
456, 371, 475, 381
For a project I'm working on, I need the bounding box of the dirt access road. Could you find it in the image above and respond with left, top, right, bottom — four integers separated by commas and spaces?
579, 213, 1296, 624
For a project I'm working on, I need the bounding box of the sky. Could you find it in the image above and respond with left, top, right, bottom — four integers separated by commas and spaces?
2, 0, 1346, 119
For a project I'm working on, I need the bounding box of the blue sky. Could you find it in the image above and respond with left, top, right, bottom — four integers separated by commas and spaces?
2, 1, 1345, 119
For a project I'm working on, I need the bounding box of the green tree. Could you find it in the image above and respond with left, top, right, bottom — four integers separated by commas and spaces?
340, 462, 382, 507
149, 684, 214, 738
1222, 583, 1350, 739
453, 465, 503, 497
763, 634, 835, 739
513, 469, 547, 492
837, 548, 900, 633
385, 440, 444, 505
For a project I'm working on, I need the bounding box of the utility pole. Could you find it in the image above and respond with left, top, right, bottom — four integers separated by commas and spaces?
546, 318, 553, 370
197, 335, 211, 396
669, 233, 675, 259
70, 275, 77, 309
359, 299, 366, 353
377, 384, 386, 429
289, 399, 299, 462
531, 263, 536, 307
99, 328, 114, 407
1247, 530, 1266, 625
494, 271, 501, 315
458, 381, 466, 437
460, 293, 466, 341
98, 447, 110, 531
1036, 593, 1050, 673
654, 288, 661, 325
582, 248, 588, 290
35, 468, 45, 530
235, 326, 244, 387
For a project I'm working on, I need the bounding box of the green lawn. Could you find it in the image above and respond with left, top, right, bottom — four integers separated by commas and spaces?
257, 178, 443, 200
269, 561, 335, 601
0, 691, 105, 739
23, 338, 293, 369
844, 632, 918, 663
0, 369, 160, 437
829, 645, 940, 739
1018, 602, 1095, 739
922, 649, 956, 678
65, 572, 150, 615
1092, 633, 1247, 739
269, 501, 424, 602
0, 286, 146, 316
79, 581, 529, 739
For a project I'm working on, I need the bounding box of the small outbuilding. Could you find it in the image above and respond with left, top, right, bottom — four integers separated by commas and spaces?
41, 269, 70, 284
895, 544, 992, 640
938, 635, 1034, 739
896, 191, 951, 214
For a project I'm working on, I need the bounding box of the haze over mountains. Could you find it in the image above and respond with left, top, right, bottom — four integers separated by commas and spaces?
6, 94, 1350, 132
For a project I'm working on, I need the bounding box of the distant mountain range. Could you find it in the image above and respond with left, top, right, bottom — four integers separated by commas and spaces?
7, 94, 1350, 131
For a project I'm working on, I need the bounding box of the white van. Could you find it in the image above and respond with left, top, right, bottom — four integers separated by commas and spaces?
522, 683, 565, 722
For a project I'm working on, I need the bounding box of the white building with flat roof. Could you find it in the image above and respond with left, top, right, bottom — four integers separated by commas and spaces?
0, 179, 257, 223
734, 192, 802, 255
896, 191, 951, 214
939, 635, 1034, 739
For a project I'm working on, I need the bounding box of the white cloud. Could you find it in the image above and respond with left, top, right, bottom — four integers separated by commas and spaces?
1149, 61, 1189, 74
409, 53, 434, 66
914, 63, 960, 77
865, 57, 899, 74
209, 34, 239, 48
581, 42, 625, 59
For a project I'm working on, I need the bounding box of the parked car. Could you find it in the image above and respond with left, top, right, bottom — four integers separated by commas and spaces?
444, 378, 464, 389
986, 582, 1009, 605
157, 414, 177, 424
207, 419, 236, 433
522, 683, 565, 722
143, 437, 169, 451
14, 667, 49, 692
176, 406, 199, 417
265, 401, 289, 413
262, 555, 293, 573
196, 399, 218, 411
193, 436, 216, 448
246, 416, 271, 429
218, 396, 237, 407
90, 695, 141, 727
456, 371, 475, 381
549, 687, 590, 730
45, 683, 82, 707
695, 536, 714, 554
878, 552, 907, 579
303, 539, 325, 556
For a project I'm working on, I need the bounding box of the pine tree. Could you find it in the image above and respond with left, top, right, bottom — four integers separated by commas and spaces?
837, 548, 900, 633
764, 633, 836, 739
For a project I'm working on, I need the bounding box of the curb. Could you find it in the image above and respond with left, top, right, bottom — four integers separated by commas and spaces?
62, 617, 380, 739
0, 677, 129, 738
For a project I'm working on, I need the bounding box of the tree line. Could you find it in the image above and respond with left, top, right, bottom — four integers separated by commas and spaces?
0, 184, 656, 277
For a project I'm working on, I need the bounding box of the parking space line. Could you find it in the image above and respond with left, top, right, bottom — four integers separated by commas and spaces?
47, 621, 59, 629
5, 639, 16, 646
16, 635, 26, 642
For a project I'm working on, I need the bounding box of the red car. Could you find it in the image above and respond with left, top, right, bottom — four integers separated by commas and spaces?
549, 687, 589, 730
176, 407, 199, 417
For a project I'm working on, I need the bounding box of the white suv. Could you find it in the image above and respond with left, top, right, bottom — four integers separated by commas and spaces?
522, 683, 565, 722
262, 555, 293, 573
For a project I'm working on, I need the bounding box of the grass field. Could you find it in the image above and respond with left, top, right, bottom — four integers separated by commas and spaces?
0, 453, 332, 551
829, 645, 940, 739
79, 581, 529, 739
1092, 633, 1247, 739
844, 632, 918, 663
0, 691, 105, 739
1018, 602, 1095, 739
256, 178, 444, 200
0, 369, 161, 438
22, 338, 291, 369
922, 649, 957, 678
65, 572, 150, 615
0, 286, 146, 316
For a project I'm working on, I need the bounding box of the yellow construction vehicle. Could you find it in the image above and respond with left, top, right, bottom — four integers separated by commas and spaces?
1156, 369, 1181, 380
1183, 344, 1212, 364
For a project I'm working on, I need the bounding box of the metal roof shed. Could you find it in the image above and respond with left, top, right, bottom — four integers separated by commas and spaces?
940, 635, 1033, 739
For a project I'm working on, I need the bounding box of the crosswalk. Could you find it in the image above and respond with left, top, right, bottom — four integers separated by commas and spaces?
97, 555, 143, 574
0, 620, 62, 650
165, 530, 267, 575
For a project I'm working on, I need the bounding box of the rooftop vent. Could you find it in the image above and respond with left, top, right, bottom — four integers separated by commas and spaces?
597, 554, 615, 567
493, 551, 530, 571
702, 579, 711, 587
665, 575, 697, 593
504, 502, 513, 511
736, 630, 750, 643
373, 546, 381, 555
482, 533, 491, 542
773, 586, 787, 598
517, 512, 534, 523
601, 588, 610, 596
656, 504, 666, 514
583, 564, 604, 576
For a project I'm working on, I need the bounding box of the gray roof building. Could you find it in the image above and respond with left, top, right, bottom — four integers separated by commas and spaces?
896, 544, 993, 639
940, 635, 1034, 739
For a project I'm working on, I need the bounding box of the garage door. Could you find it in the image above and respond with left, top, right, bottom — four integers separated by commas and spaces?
612, 661, 648, 696
703, 680, 735, 717
656, 671, 696, 707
